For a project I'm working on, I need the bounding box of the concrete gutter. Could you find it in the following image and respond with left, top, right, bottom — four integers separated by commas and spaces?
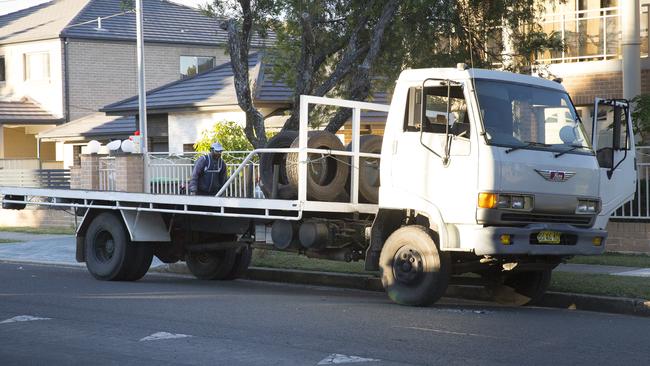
155, 264, 650, 318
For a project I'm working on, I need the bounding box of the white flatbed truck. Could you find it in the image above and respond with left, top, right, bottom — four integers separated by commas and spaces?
0, 66, 637, 306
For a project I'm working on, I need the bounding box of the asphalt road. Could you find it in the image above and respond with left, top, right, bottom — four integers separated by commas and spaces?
0, 262, 648, 366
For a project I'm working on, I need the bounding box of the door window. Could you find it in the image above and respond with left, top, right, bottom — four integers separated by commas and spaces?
403, 85, 469, 137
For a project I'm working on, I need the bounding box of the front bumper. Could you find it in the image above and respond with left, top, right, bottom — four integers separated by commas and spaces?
468, 223, 606, 256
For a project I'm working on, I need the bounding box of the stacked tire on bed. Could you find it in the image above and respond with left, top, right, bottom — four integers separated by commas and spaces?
259, 131, 382, 203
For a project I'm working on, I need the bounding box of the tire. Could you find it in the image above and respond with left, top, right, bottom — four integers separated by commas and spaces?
286, 131, 349, 202
346, 135, 382, 203
224, 245, 253, 280
85, 212, 141, 281
186, 249, 238, 280
123, 243, 153, 281
379, 225, 450, 306
259, 132, 298, 199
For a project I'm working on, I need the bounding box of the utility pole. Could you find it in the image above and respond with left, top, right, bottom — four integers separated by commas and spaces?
135, 0, 150, 192
622, 0, 641, 101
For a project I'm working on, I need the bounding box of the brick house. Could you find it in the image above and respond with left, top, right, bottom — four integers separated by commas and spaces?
0, 0, 270, 168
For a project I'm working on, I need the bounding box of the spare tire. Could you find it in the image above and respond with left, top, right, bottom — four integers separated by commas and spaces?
346, 135, 382, 203
259, 131, 298, 199
286, 131, 349, 202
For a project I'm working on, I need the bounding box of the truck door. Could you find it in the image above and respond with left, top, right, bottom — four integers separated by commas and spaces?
592, 98, 637, 229
391, 81, 475, 225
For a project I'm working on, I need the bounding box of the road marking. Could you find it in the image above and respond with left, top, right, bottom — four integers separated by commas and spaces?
0, 315, 51, 324
394, 326, 502, 339
317, 353, 380, 364
139, 332, 192, 342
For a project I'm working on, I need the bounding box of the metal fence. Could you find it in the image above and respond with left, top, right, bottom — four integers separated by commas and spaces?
0, 169, 70, 189
611, 146, 650, 220
98, 157, 116, 191
146, 152, 262, 198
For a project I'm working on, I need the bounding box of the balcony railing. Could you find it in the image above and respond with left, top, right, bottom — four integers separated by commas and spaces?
537, 7, 622, 63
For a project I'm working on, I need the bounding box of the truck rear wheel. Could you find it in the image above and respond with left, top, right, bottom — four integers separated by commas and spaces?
186, 249, 238, 280
224, 245, 253, 280
379, 225, 450, 306
84, 212, 152, 281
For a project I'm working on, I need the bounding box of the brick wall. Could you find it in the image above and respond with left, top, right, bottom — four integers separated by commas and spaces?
79, 154, 101, 190
66, 40, 230, 121
114, 154, 144, 193
560, 71, 623, 105
605, 221, 650, 254
561, 69, 650, 106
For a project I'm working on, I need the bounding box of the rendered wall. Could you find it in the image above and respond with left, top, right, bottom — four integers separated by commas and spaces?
0, 39, 64, 118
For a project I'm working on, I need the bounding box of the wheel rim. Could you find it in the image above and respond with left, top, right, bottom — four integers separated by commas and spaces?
94, 231, 115, 263
392, 246, 424, 285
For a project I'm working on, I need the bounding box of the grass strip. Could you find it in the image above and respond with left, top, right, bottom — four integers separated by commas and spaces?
567, 253, 650, 268
252, 250, 649, 299
0, 226, 75, 235
0, 239, 24, 244
252, 250, 371, 274
550, 271, 650, 299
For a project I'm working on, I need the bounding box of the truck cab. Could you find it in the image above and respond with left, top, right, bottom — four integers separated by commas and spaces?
372, 66, 636, 306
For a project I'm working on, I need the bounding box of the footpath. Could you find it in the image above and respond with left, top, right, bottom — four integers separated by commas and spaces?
0, 232, 648, 317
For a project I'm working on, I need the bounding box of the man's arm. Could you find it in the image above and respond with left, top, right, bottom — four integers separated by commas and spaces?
189, 156, 206, 194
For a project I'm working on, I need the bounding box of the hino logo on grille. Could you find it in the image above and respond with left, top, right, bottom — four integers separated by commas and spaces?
535, 169, 575, 182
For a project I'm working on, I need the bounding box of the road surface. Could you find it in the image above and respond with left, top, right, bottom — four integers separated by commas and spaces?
0, 262, 647, 365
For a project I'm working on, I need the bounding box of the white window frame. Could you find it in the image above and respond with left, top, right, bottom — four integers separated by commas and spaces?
24, 52, 50, 82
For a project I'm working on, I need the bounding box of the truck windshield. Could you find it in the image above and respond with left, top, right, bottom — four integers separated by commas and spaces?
475, 79, 592, 154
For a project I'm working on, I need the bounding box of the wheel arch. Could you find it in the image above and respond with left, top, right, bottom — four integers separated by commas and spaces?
366, 204, 453, 271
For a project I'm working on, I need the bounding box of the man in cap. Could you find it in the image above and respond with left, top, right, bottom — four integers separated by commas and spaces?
189, 141, 228, 196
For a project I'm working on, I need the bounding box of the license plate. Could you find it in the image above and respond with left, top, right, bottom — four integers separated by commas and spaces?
537, 231, 561, 244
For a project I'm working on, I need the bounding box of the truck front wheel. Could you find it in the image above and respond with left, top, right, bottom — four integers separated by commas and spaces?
84, 212, 152, 281
379, 225, 450, 306
186, 249, 238, 280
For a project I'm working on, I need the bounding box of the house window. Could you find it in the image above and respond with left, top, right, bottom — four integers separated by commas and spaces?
0, 56, 5, 82
180, 56, 215, 78
24, 52, 50, 81
183, 143, 196, 152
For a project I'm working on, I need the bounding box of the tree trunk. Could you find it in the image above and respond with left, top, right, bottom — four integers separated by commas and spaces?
221, 2, 267, 148
324, 0, 399, 133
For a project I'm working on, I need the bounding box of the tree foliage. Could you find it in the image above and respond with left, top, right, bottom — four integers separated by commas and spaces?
204, 0, 564, 146
631, 94, 650, 144
194, 121, 253, 163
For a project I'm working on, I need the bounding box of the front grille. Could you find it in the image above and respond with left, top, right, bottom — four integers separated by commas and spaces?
529, 233, 578, 245
501, 213, 592, 227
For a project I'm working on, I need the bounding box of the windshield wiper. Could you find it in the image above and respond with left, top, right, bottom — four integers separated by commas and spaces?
554, 144, 589, 158
505, 141, 552, 154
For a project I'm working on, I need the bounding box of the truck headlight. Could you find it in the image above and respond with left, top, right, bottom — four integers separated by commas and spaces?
577, 199, 600, 214
478, 193, 533, 210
